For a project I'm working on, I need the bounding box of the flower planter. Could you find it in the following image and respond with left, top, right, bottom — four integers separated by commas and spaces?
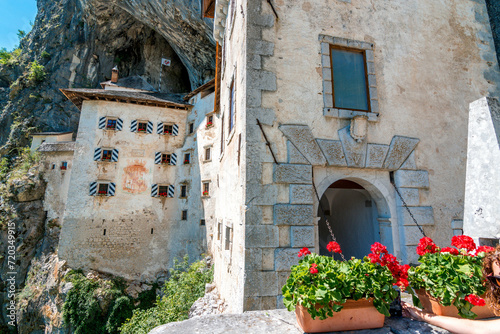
295, 299, 385, 333
415, 289, 496, 319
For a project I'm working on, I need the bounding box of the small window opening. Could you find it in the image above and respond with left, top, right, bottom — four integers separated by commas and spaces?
206, 115, 214, 128
202, 182, 210, 197
217, 222, 222, 240
101, 149, 112, 162
60, 161, 68, 170
189, 123, 194, 134
106, 118, 117, 130
158, 185, 169, 197
161, 153, 171, 164
205, 147, 211, 161
184, 153, 191, 164
137, 122, 148, 133
180, 185, 187, 198
225, 226, 232, 250
98, 183, 109, 196
181, 210, 188, 220
200, 219, 206, 226
151, 228, 154, 234
51, 163, 56, 170
164, 124, 173, 135
103, 229, 106, 236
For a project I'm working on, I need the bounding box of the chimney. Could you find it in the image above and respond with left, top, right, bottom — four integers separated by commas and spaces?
111, 66, 119, 83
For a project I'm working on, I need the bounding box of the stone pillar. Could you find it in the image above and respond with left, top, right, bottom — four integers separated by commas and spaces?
463, 97, 500, 244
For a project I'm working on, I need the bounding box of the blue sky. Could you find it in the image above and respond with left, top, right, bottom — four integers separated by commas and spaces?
0, 0, 38, 50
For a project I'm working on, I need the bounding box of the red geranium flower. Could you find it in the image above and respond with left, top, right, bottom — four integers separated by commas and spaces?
476, 246, 495, 254
451, 235, 476, 252
465, 294, 486, 306
371, 242, 388, 255
416, 237, 439, 256
326, 241, 342, 254
440, 247, 459, 255
309, 263, 319, 274
298, 247, 311, 257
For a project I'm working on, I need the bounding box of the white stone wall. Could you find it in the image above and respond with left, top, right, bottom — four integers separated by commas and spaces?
463, 97, 500, 242
40, 151, 74, 224
235, 0, 499, 310
30, 133, 73, 151
58, 100, 206, 280
207, 0, 249, 313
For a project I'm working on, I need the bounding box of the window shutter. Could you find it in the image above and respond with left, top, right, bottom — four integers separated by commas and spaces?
89, 182, 97, 196
108, 182, 116, 196
151, 184, 158, 197
154, 152, 162, 164
93, 148, 102, 161
116, 118, 123, 131
147, 121, 154, 134
111, 149, 119, 162
168, 185, 175, 198
130, 120, 138, 132
172, 124, 179, 136
157, 122, 164, 134
98, 117, 106, 129
170, 153, 177, 166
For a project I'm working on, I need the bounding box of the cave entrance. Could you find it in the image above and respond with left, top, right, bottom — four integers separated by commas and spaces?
318, 179, 392, 259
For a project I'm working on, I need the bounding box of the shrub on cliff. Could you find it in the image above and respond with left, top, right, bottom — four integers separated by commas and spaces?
27, 60, 46, 84
62, 271, 127, 334
119, 256, 213, 334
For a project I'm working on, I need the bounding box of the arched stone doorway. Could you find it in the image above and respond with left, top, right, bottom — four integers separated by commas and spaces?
318, 179, 393, 259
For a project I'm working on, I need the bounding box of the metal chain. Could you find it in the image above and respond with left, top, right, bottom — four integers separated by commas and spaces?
390, 177, 427, 238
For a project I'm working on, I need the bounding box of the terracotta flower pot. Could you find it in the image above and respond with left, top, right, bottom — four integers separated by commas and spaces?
415, 289, 496, 319
295, 298, 385, 333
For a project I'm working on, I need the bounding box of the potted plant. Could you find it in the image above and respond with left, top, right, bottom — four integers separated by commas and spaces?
205, 121, 213, 129
408, 235, 496, 319
202, 190, 209, 197
282, 242, 409, 332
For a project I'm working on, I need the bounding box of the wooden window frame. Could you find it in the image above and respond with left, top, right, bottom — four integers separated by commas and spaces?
161, 153, 171, 164
183, 153, 191, 165
205, 147, 211, 161
180, 184, 187, 198
105, 117, 117, 130
101, 149, 113, 162
330, 45, 371, 113
202, 182, 210, 197
137, 121, 148, 133
97, 183, 109, 196
163, 124, 173, 135
158, 185, 169, 198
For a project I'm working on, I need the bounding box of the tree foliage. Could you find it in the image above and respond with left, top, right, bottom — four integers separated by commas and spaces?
119, 256, 213, 334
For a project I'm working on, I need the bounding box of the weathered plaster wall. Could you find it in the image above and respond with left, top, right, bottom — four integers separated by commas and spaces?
30, 133, 73, 151
463, 97, 500, 242
40, 151, 74, 224
236, 0, 499, 310
206, 0, 249, 313
58, 100, 206, 279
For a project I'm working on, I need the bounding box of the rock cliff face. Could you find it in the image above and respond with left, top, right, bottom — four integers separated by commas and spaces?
0, 0, 214, 150
0, 0, 214, 331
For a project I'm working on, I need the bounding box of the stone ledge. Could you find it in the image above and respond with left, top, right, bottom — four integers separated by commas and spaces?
148, 309, 452, 334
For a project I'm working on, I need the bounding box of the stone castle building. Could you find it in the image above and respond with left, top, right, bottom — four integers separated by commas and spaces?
35, 0, 499, 313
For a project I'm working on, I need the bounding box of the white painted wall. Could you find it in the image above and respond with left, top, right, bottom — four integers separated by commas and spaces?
463, 97, 500, 243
